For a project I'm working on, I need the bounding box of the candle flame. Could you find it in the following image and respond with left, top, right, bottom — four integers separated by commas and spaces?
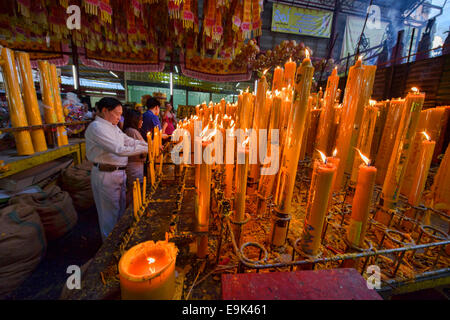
356, 148, 370, 166
263, 68, 269, 75
245, 87, 249, 93
358, 55, 362, 61
369, 99, 376, 106
422, 131, 431, 141
411, 87, 419, 93
288, 57, 292, 63
305, 49, 310, 59
147, 257, 155, 264
316, 149, 327, 164
332, 148, 337, 157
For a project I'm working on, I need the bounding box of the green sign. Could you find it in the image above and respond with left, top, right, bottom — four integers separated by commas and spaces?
271, 3, 332, 38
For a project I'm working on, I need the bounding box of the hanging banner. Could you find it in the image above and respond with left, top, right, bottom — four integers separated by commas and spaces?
81, 48, 166, 72
341, 15, 389, 59
180, 52, 251, 83
271, 3, 332, 38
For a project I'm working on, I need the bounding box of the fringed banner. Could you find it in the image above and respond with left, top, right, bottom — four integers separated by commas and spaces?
180, 51, 251, 83
82, 48, 166, 72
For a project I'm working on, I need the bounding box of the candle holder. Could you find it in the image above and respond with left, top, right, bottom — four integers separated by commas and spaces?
412, 225, 449, 268
269, 208, 292, 249
379, 229, 415, 277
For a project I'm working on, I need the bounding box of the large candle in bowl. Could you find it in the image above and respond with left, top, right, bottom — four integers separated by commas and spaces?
347, 150, 377, 248
407, 132, 435, 206
299, 151, 336, 257
119, 239, 178, 300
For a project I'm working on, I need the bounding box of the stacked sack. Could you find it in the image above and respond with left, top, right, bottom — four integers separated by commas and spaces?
59, 161, 94, 211
0, 204, 47, 299
9, 185, 78, 241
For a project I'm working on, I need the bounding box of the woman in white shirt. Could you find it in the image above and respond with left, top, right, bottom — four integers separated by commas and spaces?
85, 97, 148, 241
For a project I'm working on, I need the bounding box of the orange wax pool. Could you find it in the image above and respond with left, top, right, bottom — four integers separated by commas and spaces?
119, 240, 178, 300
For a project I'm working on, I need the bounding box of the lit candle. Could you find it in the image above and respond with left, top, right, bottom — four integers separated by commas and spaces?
333, 57, 364, 191
407, 132, 435, 206
234, 136, 250, 244
299, 151, 336, 256
224, 124, 235, 199
381, 87, 425, 210
284, 58, 296, 88
118, 239, 178, 300
347, 150, 377, 248
271, 52, 314, 247
272, 66, 284, 92
400, 109, 429, 196
350, 101, 379, 184
316, 67, 339, 155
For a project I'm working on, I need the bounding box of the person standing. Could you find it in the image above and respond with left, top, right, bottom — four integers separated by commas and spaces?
85, 97, 148, 241
162, 102, 177, 145
123, 109, 146, 205
141, 97, 162, 139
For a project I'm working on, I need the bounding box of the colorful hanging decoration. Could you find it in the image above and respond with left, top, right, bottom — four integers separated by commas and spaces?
2, 0, 263, 75
99, 0, 113, 24
182, 0, 195, 30
83, 0, 99, 15
168, 0, 182, 19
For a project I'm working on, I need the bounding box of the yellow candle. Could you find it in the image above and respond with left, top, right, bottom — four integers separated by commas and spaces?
16, 52, 47, 153
316, 67, 339, 155
142, 176, 147, 205
256, 92, 281, 214
374, 99, 405, 185
407, 132, 435, 206
284, 58, 296, 88
1, 48, 34, 155
272, 66, 284, 92
370, 100, 389, 161
49, 64, 69, 146
333, 58, 365, 191
299, 153, 336, 256
431, 143, 450, 210
350, 102, 379, 183
305, 107, 321, 157
38, 60, 58, 125
347, 150, 377, 248
381, 88, 425, 210
132, 182, 138, 220
249, 71, 269, 184
147, 133, 155, 186
271, 53, 314, 247
234, 137, 250, 243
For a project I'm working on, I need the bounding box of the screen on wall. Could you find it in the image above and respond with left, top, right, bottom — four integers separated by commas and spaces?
271, 3, 333, 38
